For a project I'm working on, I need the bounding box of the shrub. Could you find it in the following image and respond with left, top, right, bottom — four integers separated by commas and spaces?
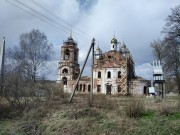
124, 98, 145, 118
91, 94, 115, 109
160, 102, 179, 116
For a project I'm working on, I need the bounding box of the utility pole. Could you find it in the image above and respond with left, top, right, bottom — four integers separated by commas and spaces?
69, 38, 95, 103
179, 46, 180, 61
90, 38, 95, 106
0, 37, 5, 94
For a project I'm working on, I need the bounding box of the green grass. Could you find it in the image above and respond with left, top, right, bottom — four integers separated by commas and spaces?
141, 111, 156, 119
0, 121, 9, 135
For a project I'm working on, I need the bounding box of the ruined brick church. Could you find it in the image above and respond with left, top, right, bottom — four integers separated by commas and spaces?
57, 35, 150, 95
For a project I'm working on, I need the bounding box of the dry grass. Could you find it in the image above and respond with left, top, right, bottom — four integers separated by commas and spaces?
124, 97, 145, 118
0, 94, 180, 135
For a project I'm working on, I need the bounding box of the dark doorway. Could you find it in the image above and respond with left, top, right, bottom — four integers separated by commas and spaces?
97, 85, 101, 93
62, 77, 67, 85
106, 85, 111, 94
143, 86, 147, 94
88, 84, 91, 92
118, 85, 121, 93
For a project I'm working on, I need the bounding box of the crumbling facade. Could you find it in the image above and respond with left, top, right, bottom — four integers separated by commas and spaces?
93, 37, 136, 95
57, 35, 80, 88
57, 35, 150, 95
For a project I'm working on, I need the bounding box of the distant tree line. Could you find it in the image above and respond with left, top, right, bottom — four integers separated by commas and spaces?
151, 5, 180, 94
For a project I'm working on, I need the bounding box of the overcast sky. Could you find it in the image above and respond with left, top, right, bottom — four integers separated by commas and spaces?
0, 0, 179, 80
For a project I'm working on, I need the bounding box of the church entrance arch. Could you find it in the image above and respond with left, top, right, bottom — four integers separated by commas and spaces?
62, 77, 67, 85
106, 84, 112, 94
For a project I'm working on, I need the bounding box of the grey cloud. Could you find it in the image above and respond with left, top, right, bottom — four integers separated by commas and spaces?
0, 0, 179, 80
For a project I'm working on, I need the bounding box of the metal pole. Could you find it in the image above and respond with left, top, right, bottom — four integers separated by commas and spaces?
90, 38, 95, 106
1, 37, 5, 93
179, 46, 180, 61
162, 83, 164, 99
69, 38, 94, 103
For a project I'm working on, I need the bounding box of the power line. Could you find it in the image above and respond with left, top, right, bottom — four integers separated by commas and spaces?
22, 0, 90, 40
3, 0, 113, 51
16, 0, 109, 50
14, 0, 70, 34
4, 0, 69, 34
28, 0, 93, 40
4, 0, 90, 43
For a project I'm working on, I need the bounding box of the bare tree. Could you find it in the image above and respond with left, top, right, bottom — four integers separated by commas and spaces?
163, 5, 180, 41
151, 5, 180, 94
19, 29, 53, 82
151, 39, 165, 61
1, 29, 54, 109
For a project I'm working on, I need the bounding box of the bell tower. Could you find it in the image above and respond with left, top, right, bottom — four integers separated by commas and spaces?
111, 36, 118, 51
57, 35, 80, 85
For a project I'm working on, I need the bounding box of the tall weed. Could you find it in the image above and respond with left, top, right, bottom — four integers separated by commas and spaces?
124, 98, 145, 118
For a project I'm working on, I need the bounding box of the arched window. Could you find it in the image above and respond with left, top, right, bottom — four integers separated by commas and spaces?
83, 84, 86, 92
80, 84, 82, 91
98, 71, 101, 78
88, 84, 91, 92
118, 71, 121, 78
107, 71, 111, 78
62, 68, 68, 73
62, 77, 67, 85
64, 49, 70, 60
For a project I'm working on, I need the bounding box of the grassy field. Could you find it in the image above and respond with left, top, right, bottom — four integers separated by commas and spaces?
0, 94, 180, 135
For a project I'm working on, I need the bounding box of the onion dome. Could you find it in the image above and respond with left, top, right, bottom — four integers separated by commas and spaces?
95, 45, 102, 59
120, 42, 130, 54
111, 37, 118, 44
96, 46, 101, 51
67, 35, 74, 42
64, 35, 77, 46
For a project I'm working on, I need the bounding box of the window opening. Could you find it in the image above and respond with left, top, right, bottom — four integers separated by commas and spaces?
107, 71, 111, 78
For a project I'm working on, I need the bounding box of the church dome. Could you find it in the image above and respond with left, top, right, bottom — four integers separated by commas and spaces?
111, 37, 118, 44
96, 46, 101, 51
120, 42, 130, 54
67, 36, 74, 42
64, 35, 77, 46
121, 42, 126, 49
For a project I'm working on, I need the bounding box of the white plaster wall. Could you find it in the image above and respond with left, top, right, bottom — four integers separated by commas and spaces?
93, 68, 124, 94
111, 43, 117, 50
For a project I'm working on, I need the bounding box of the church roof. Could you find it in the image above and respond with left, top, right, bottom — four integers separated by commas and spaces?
120, 42, 130, 53
111, 37, 118, 44
64, 35, 77, 46
94, 50, 126, 68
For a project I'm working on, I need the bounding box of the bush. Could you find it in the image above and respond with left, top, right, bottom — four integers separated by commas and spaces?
160, 102, 179, 116
0, 104, 22, 119
124, 98, 145, 118
91, 94, 115, 109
